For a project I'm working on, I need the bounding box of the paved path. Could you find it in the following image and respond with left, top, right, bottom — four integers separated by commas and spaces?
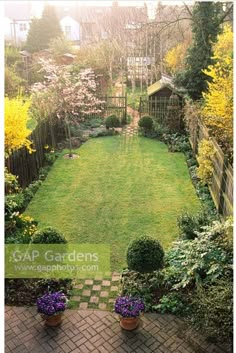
121, 107, 140, 137
5, 306, 230, 353
69, 273, 120, 311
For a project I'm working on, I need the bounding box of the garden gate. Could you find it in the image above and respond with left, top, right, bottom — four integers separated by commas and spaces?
86, 95, 127, 121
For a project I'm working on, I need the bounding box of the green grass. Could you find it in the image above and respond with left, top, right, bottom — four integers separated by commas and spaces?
25, 135, 200, 271
126, 86, 147, 110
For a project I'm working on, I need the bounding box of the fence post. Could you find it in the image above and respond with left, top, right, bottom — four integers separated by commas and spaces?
192, 119, 200, 156
139, 97, 142, 119
125, 92, 127, 121
218, 155, 228, 216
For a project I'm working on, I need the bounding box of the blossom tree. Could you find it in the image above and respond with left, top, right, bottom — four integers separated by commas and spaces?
32, 59, 104, 156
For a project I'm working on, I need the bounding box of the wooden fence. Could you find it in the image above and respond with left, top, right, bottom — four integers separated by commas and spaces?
6, 95, 127, 188
188, 119, 233, 218
6, 120, 61, 188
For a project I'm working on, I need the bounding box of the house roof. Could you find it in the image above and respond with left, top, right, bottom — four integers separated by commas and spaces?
55, 5, 146, 24
19, 50, 31, 57
60, 53, 76, 58
147, 74, 175, 96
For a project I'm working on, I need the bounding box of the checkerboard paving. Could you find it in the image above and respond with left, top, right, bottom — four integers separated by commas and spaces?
68, 272, 120, 311
121, 126, 139, 136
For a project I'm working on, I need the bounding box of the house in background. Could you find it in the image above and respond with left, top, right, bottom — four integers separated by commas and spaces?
60, 16, 80, 45
4, 2, 148, 50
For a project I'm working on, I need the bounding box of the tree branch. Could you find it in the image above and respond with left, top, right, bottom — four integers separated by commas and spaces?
219, 4, 233, 24
183, 2, 193, 18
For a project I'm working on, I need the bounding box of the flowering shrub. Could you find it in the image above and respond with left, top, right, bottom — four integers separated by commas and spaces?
5, 96, 34, 156
44, 145, 59, 165
5, 168, 21, 194
197, 139, 216, 184
114, 296, 145, 318
5, 211, 38, 243
37, 291, 68, 316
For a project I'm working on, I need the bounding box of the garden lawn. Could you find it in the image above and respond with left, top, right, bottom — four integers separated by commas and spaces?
25, 135, 200, 271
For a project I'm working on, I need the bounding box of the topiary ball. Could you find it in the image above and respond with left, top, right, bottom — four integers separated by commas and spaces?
31, 227, 67, 244
138, 116, 153, 131
105, 115, 120, 129
127, 236, 164, 273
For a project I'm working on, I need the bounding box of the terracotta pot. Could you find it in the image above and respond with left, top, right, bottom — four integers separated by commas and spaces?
44, 313, 63, 327
119, 316, 140, 331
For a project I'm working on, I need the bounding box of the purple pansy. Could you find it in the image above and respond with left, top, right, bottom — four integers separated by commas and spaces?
37, 291, 68, 316
114, 296, 145, 318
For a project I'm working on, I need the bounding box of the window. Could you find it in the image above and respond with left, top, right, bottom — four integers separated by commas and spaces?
65, 26, 71, 37
19, 23, 27, 31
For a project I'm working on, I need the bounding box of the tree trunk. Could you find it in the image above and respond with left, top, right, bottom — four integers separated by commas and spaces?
66, 121, 73, 157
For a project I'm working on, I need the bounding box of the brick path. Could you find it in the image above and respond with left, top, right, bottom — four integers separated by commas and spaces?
5, 306, 230, 353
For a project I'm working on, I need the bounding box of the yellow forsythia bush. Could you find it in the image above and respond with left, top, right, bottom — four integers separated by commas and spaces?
197, 139, 216, 184
5, 97, 33, 155
164, 42, 189, 75
202, 25, 233, 158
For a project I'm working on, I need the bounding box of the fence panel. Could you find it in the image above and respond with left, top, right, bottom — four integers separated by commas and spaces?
6, 120, 57, 188
103, 95, 127, 120
187, 118, 233, 218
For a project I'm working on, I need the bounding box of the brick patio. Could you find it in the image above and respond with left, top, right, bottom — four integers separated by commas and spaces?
5, 306, 231, 353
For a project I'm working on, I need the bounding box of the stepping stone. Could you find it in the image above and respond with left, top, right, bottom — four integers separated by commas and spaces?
79, 302, 88, 309
71, 296, 81, 301
98, 303, 107, 310
100, 291, 109, 298
112, 275, 120, 282
92, 285, 101, 291
85, 279, 93, 285
109, 299, 115, 304
112, 272, 120, 276
82, 290, 91, 297
90, 296, 99, 304
102, 280, 110, 286
111, 286, 118, 292
74, 284, 83, 290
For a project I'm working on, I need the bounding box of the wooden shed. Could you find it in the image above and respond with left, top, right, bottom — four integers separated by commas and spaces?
147, 74, 184, 130
57, 53, 76, 65
147, 74, 183, 99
